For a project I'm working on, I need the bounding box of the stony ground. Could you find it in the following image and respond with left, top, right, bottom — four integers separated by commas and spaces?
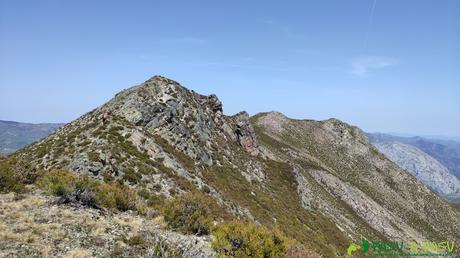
0, 186, 215, 258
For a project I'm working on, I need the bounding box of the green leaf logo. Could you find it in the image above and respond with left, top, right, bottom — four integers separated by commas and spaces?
362, 239, 370, 254
347, 243, 360, 255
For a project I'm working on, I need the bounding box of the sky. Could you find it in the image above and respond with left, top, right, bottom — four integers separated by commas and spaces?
0, 0, 459, 137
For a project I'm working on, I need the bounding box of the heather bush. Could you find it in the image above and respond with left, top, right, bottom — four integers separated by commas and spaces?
162, 192, 223, 235
37, 169, 77, 197
94, 182, 137, 211
38, 170, 137, 211
212, 221, 295, 258
0, 157, 44, 193
0, 157, 24, 193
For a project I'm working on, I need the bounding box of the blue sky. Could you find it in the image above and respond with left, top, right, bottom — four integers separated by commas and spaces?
1, 0, 459, 137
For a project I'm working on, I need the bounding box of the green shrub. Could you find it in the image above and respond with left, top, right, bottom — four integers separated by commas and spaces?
37, 170, 77, 197
74, 175, 101, 206
94, 182, 137, 211
0, 158, 24, 193
102, 172, 115, 183
37, 170, 137, 212
122, 167, 142, 184
212, 221, 294, 258
0, 156, 44, 193
126, 235, 146, 246
162, 192, 223, 235
87, 151, 100, 162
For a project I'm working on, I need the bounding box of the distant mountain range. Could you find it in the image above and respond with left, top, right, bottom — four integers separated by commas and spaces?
0, 120, 63, 154
367, 133, 460, 202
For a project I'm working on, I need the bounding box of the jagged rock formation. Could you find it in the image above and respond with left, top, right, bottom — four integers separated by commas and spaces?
14, 76, 460, 256
371, 141, 460, 200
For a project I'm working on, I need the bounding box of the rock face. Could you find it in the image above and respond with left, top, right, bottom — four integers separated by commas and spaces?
103, 75, 247, 166
372, 141, 460, 199
233, 111, 260, 156
15, 76, 460, 256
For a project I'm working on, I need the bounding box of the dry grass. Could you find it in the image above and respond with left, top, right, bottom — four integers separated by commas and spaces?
62, 249, 91, 258
0, 186, 214, 257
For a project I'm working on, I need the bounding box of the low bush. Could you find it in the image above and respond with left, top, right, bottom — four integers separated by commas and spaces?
122, 167, 142, 184
138, 188, 165, 208
37, 169, 77, 197
126, 235, 146, 246
0, 157, 44, 193
38, 170, 137, 211
94, 182, 137, 211
212, 221, 295, 258
0, 158, 24, 193
162, 192, 225, 235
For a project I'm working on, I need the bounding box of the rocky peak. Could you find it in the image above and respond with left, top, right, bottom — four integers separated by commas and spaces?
253, 111, 289, 134
17, 75, 263, 182
93, 76, 249, 164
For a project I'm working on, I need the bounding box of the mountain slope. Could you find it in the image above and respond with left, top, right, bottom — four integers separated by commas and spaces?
370, 141, 460, 201
14, 76, 460, 256
368, 133, 460, 180
0, 120, 63, 154
252, 112, 460, 244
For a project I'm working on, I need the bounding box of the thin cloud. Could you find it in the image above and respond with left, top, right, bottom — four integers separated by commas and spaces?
363, 0, 378, 52
351, 56, 397, 77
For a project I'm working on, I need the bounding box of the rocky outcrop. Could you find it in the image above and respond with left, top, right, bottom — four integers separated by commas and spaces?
233, 112, 260, 156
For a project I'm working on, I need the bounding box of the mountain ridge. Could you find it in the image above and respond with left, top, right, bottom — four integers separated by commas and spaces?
11, 75, 460, 256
